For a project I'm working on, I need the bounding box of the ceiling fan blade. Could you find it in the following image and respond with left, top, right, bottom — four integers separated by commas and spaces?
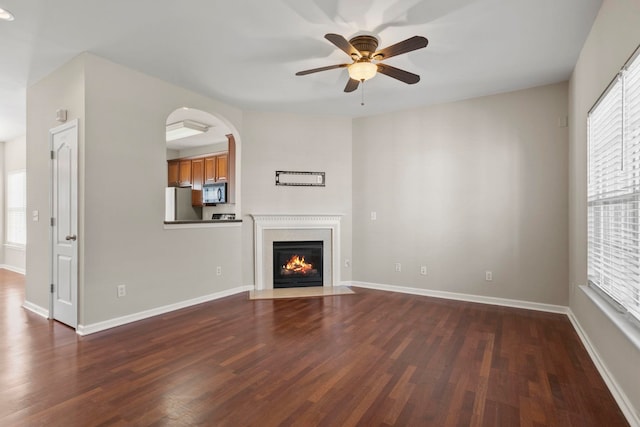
373, 36, 428, 60
377, 63, 420, 84
344, 78, 360, 93
296, 64, 349, 76
325, 33, 362, 59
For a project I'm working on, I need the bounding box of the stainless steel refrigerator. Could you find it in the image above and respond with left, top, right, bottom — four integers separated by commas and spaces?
165, 187, 201, 221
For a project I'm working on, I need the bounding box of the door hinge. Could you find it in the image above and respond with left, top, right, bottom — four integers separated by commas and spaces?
50, 217, 55, 227
50, 150, 55, 160
50, 283, 54, 293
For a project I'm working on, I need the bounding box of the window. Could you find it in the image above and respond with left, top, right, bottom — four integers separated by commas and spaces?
6, 170, 26, 246
588, 46, 640, 323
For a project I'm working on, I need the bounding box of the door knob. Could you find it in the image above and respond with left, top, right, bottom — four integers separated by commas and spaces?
65, 234, 77, 241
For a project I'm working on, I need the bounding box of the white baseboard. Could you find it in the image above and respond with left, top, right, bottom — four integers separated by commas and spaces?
1, 265, 26, 275
567, 310, 640, 427
53, 278, 640, 426
346, 280, 638, 426
76, 285, 253, 336
348, 281, 569, 314
22, 301, 49, 318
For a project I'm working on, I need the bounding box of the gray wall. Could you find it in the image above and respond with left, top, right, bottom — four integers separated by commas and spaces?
569, 0, 640, 417
241, 111, 353, 286
26, 55, 85, 310
25, 54, 355, 326
26, 53, 246, 326
21, 13, 640, 418
82, 54, 246, 324
20, 3, 640, 420
352, 82, 569, 305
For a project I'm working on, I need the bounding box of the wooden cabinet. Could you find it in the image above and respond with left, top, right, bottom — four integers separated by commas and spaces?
191, 158, 204, 207
204, 157, 216, 184
167, 152, 230, 202
168, 159, 192, 187
178, 159, 192, 187
203, 154, 227, 183
167, 160, 179, 187
191, 159, 204, 190
191, 190, 202, 207
216, 154, 228, 182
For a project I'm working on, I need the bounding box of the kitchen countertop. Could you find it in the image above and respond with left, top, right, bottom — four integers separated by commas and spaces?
164, 219, 242, 225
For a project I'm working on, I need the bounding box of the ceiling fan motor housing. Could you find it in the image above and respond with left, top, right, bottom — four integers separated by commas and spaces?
295, 32, 427, 90
349, 35, 379, 58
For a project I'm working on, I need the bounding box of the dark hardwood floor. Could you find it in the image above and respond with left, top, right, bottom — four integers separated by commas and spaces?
0, 269, 628, 426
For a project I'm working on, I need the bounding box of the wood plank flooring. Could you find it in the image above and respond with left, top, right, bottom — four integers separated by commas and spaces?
0, 270, 629, 426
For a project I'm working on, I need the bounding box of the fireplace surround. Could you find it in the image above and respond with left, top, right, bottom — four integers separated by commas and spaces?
251, 214, 342, 290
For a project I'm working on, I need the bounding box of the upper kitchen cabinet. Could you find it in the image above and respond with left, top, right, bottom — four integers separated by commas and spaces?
167, 159, 192, 187
215, 154, 228, 182
167, 160, 179, 187
178, 159, 192, 187
171, 154, 227, 186
202, 154, 228, 182
204, 157, 216, 184
191, 158, 204, 190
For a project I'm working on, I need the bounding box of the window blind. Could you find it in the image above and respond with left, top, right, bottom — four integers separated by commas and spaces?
6, 170, 26, 246
588, 47, 640, 323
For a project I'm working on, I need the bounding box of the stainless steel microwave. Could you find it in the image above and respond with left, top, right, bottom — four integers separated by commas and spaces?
203, 182, 227, 205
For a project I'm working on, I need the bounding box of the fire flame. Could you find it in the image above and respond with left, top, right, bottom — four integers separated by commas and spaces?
284, 255, 313, 274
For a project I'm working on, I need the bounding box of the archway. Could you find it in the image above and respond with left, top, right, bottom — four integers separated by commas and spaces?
164, 107, 241, 221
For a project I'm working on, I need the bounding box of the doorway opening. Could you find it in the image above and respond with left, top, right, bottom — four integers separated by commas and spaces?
164, 108, 241, 222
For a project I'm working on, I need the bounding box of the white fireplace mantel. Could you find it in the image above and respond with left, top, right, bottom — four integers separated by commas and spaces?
250, 214, 343, 290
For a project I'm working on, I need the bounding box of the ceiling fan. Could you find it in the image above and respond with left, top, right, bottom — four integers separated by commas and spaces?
296, 33, 429, 93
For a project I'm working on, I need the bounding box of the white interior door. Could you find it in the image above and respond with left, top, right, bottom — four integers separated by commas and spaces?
50, 119, 78, 328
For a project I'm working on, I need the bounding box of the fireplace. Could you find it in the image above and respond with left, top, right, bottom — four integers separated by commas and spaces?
251, 214, 341, 290
273, 241, 323, 288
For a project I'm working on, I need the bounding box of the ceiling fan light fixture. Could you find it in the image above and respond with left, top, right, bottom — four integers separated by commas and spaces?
348, 61, 377, 82
166, 120, 209, 141
0, 7, 15, 21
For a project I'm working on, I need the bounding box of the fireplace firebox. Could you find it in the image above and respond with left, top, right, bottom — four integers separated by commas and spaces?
273, 241, 323, 288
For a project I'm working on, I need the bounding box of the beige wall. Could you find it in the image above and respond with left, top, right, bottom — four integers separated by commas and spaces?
21, 16, 639, 418
240, 111, 353, 285
353, 82, 569, 305
19, 4, 640, 420
26, 53, 246, 325
26, 54, 355, 325
26, 55, 85, 310
568, 0, 640, 418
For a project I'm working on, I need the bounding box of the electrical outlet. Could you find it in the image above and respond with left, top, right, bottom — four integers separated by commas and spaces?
395, 263, 401, 272
117, 284, 126, 298
370, 211, 377, 221
216, 266, 222, 276
420, 266, 427, 276
344, 259, 351, 268
485, 271, 493, 281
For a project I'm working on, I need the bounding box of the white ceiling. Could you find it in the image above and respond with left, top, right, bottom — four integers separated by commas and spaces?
0, 0, 602, 143
166, 108, 231, 151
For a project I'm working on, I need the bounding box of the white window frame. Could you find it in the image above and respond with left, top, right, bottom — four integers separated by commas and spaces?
588, 44, 640, 326
5, 169, 26, 247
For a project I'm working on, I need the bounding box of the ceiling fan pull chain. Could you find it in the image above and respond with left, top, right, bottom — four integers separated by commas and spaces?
361, 79, 365, 106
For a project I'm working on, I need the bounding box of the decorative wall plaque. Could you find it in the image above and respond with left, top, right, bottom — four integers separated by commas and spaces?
275, 171, 325, 187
